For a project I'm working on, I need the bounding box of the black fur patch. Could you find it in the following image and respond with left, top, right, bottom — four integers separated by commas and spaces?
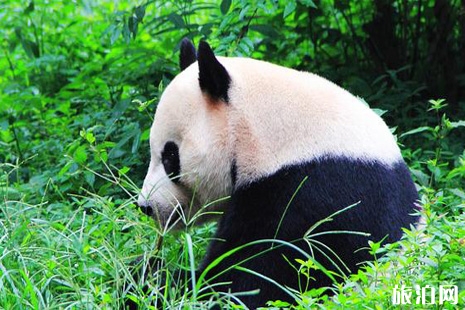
230, 159, 237, 187
180, 38, 196, 71
197, 41, 231, 103
161, 141, 181, 183
194, 156, 419, 308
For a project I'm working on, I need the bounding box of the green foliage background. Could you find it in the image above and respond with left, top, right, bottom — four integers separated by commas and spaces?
0, 0, 464, 309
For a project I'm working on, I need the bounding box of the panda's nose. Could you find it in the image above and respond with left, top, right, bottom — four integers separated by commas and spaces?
139, 204, 153, 216
137, 198, 154, 216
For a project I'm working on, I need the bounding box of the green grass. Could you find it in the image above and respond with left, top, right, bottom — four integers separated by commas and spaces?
0, 179, 140, 308
1, 156, 464, 309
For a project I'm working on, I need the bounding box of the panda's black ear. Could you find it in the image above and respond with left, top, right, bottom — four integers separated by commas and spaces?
180, 38, 197, 71
197, 41, 231, 103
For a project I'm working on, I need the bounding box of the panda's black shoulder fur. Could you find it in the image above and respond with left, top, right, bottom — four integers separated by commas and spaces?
197, 156, 418, 308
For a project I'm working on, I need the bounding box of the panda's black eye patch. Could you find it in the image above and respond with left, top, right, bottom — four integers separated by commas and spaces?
161, 141, 181, 183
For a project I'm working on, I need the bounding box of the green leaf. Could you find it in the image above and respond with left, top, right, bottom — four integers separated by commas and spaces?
134, 4, 146, 22
110, 26, 121, 45
58, 161, 72, 177
21, 38, 40, 58
372, 108, 387, 117
168, 13, 185, 28
118, 166, 130, 175
74, 145, 88, 164
299, 0, 317, 8
122, 19, 131, 43
112, 98, 131, 117
450, 120, 465, 128
84, 171, 95, 187
399, 126, 433, 138
283, 1, 296, 18
131, 128, 141, 153
448, 188, 465, 199
128, 16, 138, 38
220, 0, 232, 15
141, 128, 150, 141
267, 300, 291, 307
99, 150, 108, 162
0, 119, 8, 131
410, 168, 429, 186
24, 1, 35, 14
85, 132, 95, 144
250, 24, 279, 37
427, 99, 447, 111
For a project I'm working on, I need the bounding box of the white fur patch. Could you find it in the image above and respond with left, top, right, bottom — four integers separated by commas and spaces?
221, 57, 401, 186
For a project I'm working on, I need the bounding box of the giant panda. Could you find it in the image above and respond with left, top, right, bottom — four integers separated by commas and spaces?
135, 39, 419, 308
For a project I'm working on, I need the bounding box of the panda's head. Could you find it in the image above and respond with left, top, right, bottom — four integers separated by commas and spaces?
138, 40, 234, 227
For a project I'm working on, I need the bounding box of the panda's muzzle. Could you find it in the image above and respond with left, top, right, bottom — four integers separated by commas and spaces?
137, 195, 154, 216
137, 198, 183, 227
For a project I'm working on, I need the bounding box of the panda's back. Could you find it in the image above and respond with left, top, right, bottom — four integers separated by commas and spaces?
220, 57, 402, 185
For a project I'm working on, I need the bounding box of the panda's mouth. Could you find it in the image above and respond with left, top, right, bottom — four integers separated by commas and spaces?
138, 183, 229, 229
158, 200, 228, 230
158, 207, 182, 229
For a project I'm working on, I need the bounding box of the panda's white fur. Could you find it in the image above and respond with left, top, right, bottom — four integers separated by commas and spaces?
223, 57, 401, 182
139, 56, 401, 225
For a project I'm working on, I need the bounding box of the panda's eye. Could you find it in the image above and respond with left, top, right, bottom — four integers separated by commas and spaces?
161, 141, 181, 183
